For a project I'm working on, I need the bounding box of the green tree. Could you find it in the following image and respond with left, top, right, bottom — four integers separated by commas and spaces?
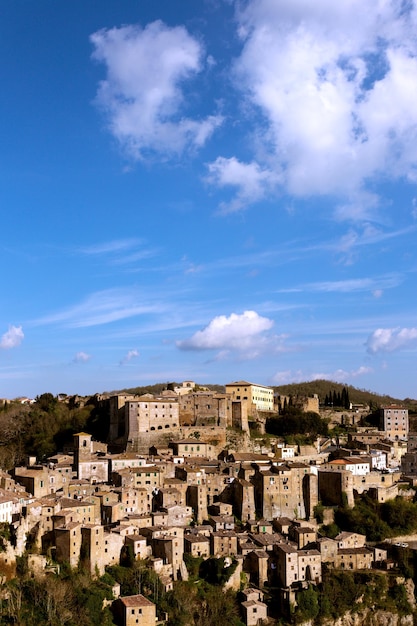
296, 585, 319, 622
35, 393, 57, 412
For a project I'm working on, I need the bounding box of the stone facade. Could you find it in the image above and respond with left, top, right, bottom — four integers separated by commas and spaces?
225, 381, 274, 413
252, 463, 317, 520
113, 594, 156, 626
379, 405, 409, 440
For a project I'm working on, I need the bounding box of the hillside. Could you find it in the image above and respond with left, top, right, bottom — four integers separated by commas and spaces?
273, 379, 417, 410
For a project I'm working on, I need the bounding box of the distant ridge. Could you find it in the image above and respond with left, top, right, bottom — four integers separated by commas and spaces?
108, 382, 226, 396
107, 379, 417, 411
273, 378, 417, 409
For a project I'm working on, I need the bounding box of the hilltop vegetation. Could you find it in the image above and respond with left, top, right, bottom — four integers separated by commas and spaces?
273, 378, 417, 409
114, 382, 226, 396
0, 394, 105, 470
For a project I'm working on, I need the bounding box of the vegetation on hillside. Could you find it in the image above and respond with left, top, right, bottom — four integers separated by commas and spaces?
293, 571, 412, 623
0, 561, 115, 625
0, 394, 107, 470
114, 382, 226, 396
318, 493, 417, 542
266, 408, 329, 443
273, 379, 416, 407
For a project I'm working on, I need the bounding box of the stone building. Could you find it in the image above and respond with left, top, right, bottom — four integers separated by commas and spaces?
241, 588, 268, 626
252, 463, 318, 520
178, 390, 231, 427
125, 397, 180, 453
168, 439, 214, 458
318, 468, 355, 507
184, 533, 210, 558
108, 394, 138, 442
401, 431, 417, 475
14, 465, 65, 498
225, 381, 274, 413
186, 484, 208, 524
379, 405, 409, 440
112, 594, 156, 626
73, 433, 108, 484
274, 544, 321, 588
210, 530, 238, 557
334, 547, 373, 570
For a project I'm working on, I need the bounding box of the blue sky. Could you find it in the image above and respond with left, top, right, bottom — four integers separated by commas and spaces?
1, 0, 417, 400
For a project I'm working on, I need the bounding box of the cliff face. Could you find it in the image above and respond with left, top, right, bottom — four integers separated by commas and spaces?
319, 611, 413, 626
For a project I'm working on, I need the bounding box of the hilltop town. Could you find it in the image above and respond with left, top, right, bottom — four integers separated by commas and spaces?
0, 380, 417, 625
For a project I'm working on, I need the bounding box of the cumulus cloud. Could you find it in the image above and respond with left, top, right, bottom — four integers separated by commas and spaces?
206, 157, 280, 213
91, 21, 222, 159
366, 327, 417, 354
0, 325, 24, 349
177, 310, 287, 358
208, 0, 417, 216
120, 349, 139, 365
73, 351, 91, 363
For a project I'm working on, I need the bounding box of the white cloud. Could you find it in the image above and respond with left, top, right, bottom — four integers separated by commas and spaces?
120, 349, 139, 365
177, 310, 285, 358
206, 157, 280, 213
272, 370, 305, 384
0, 325, 24, 349
73, 351, 91, 363
209, 0, 417, 215
80, 238, 142, 255
36, 288, 163, 328
317, 366, 374, 381
91, 21, 222, 158
366, 327, 417, 354
412, 197, 417, 219
80, 238, 157, 267
300, 274, 402, 293
272, 365, 373, 384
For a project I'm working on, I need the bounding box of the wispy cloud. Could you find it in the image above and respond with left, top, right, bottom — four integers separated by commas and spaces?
79, 238, 158, 267
366, 327, 417, 354
272, 365, 373, 385
35, 288, 164, 328
0, 325, 24, 349
80, 238, 142, 255
91, 21, 222, 159
284, 273, 403, 294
